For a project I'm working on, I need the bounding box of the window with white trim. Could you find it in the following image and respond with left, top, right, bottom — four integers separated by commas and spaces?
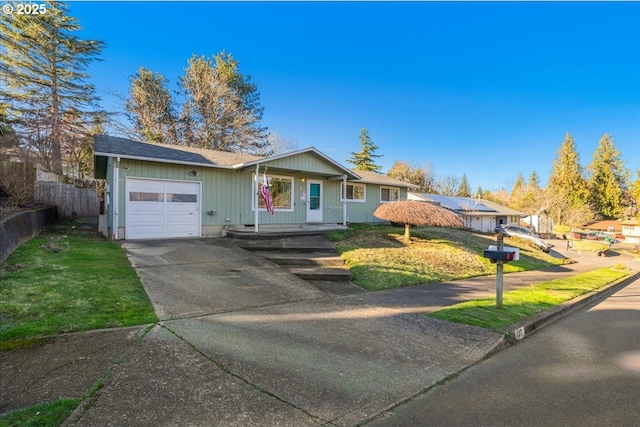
380, 186, 400, 203
252, 174, 294, 211
341, 183, 366, 202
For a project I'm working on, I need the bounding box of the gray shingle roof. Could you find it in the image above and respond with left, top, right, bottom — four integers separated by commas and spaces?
410, 193, 524, 216
350, 170, 418, 188
94, 135, 263, 168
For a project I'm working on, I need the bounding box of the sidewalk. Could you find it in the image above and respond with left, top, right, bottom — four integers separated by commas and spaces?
1, 239, 638, 426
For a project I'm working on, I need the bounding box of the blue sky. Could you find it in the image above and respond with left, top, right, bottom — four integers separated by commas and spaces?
68, 1, 640, 191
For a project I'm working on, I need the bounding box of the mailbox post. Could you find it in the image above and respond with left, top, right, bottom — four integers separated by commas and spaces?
483, 227, 519, 308
496, 233, 504, 308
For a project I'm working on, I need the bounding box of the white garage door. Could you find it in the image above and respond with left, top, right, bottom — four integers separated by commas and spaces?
126, 178, 201, 239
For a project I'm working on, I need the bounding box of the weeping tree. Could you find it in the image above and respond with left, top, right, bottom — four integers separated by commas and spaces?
374, 200, 464, 240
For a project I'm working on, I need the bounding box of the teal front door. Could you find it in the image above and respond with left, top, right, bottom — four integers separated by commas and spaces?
307, 180, 322, 222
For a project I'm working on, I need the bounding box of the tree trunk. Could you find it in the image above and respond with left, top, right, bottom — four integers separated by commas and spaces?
404, 223, 412, 241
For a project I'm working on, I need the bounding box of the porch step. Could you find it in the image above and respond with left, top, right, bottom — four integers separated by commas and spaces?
258, 252, 346, 267
306, 280, 366, 295
233, 236, 336, 253
226, 229, 327, 240
287, 267, 353, 282
226, 224, 347, 240
227, 234, 358, 295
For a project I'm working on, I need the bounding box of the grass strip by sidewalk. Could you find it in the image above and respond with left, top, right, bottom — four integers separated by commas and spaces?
0, 399, 78, 427
429, 267, 629, 330
0, 222, 157, 348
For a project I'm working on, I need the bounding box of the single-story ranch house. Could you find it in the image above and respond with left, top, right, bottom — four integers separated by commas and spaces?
94, 135, 416, 240
408, 193, 524, 233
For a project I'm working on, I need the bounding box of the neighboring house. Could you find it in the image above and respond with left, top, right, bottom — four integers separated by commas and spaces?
408, 193, 524, 233
621, 219, 640, 244
583, 220, 622, 234
93, 135, 415, 240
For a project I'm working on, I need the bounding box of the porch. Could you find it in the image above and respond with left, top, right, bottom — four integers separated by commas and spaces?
225, 223, 348, 239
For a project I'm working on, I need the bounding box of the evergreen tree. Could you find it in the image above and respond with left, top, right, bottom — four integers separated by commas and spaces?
508, 172, 526, 208
474, 186, 484, 198
0, 1, 104, 173
347, 128, 382, 172
587, 133, 629, 218
528, 171, 540, 191
546, 132, 592, 225
179, 52, 268, 154
630, 169, 640, 218
0, 103, 18, 149
125, 67, 178, 144
521, 170, 542, 213
456, 174, 472, 197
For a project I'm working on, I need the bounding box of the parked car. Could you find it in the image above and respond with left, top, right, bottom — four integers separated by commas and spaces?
494, 224, 553, 253
593, 231, 615, 241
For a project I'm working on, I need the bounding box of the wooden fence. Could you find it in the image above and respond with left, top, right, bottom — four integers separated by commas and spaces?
34, 181, 99, 219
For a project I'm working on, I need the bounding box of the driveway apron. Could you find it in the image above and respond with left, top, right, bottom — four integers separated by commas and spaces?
107, 238, 503, 426
121, 238, 325, 320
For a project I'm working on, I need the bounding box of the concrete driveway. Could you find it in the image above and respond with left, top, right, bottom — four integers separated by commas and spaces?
74, 238, 503, 426
122, 238, 325, 320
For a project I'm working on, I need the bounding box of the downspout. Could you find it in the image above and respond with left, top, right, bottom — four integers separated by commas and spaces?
342, 174, 347, 226
112, 156, 120, 240
254, 163, 259, 233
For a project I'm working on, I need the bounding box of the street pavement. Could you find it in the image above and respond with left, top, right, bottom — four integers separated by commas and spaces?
1, 236, 638, 426
367, 276, 640, 427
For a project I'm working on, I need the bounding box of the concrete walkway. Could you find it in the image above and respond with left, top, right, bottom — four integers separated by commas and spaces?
1, 237, 638, 426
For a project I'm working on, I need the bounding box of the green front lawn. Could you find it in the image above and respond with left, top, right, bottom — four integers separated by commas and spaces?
429, 266, 629, 330
0, 221, 157, 348
326, 224, 566, 291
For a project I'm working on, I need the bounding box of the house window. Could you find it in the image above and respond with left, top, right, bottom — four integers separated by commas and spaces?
166, 193, 198, 203
129, 192, 164, 202
341, 183, 366, 202
253, 174, 294, 211
380, 186, 400, 203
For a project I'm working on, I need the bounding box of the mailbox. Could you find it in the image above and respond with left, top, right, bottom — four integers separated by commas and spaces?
484, 250, 515, 262
484, 245, 519, 263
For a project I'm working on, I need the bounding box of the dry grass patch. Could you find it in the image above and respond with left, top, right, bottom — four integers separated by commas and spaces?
327, 224, 566, 291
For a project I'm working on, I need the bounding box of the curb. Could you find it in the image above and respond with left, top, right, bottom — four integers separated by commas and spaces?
498, 269, 640, 346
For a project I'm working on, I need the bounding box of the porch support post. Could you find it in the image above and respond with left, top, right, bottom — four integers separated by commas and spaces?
342, 174, 347, 226
112, 156, 120, 240
254, 164, 259, 233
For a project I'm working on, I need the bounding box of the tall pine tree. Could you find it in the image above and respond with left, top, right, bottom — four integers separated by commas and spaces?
0, 1, 104, 173
456, 174, 472, 197
347, 128, 382, 172
546, 132, 592, 225
508, 172, 526, 208
587, 133, 628, 219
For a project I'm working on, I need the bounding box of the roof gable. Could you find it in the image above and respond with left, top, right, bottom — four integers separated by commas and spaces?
233, 147, 360, 179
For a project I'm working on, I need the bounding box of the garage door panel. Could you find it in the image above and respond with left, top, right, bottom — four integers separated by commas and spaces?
126, 178, 201, 239
129, 225, 166, 239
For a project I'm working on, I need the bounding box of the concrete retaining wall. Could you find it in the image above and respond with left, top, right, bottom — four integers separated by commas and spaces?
0, 206, 58, 264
